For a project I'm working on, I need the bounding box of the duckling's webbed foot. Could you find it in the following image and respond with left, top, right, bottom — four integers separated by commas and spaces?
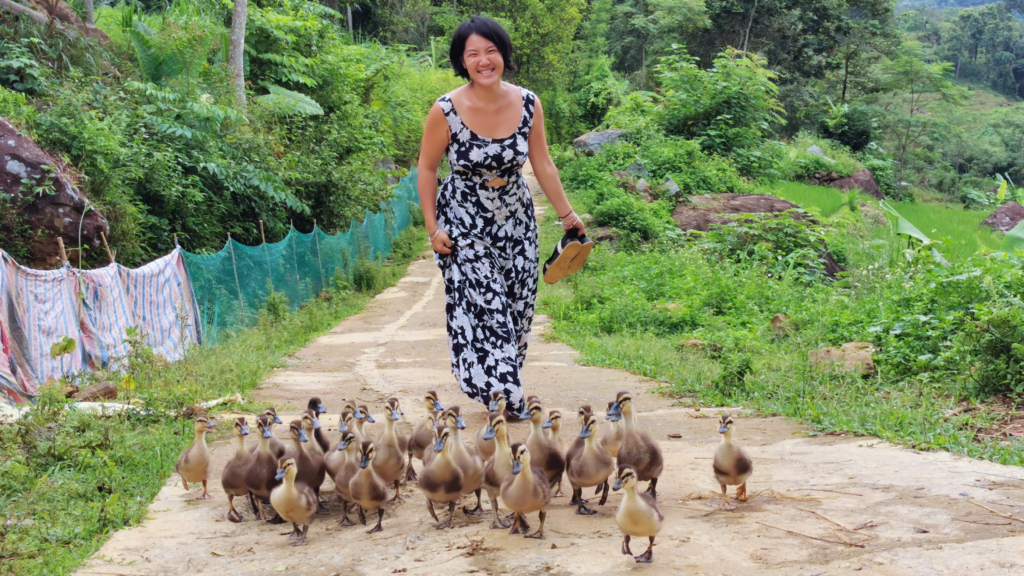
463, 489, 484, 515
227, 507, 243, 523
367, 508, 384, 534
358, 506, 367, 525
287, 523, 301, 540
524, 511, 546, 539
247, 493, 259, 516
434, 501, 456, 530
575, 499, 596, 515
338, 500, 356, 527
621, 535, 632, 556
646, 478, 658, 500
268, 513, 287, 525
405, 456, 418, 482
633, 537, 655, 563
736, 482, 748, 501
490, 500, 511, 529
199, 481, 212, 500
290, 525, 309, 547
508, 512, 527, 535
427, 499, 439, 522
553, 480, 566, 498
388, 480, 404, 504
570, 488, 581, 506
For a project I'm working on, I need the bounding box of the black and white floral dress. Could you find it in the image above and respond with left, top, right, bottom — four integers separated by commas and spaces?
434, 86, 539, 416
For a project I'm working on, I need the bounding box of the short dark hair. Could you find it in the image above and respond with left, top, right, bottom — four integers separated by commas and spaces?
449, 16, 516, 80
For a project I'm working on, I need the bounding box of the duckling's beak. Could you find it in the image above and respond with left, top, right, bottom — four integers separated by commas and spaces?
311, 418, 322, 430
455, 416, 466, 430
718, 423, 729, 434
609, 412, 623, 422
337, 439, 350, 451
262, 427, 273, 439
340, 421, 349, 432
390, 409, 400, 421
433, 437, 445, 452
275, 468, 286, 481
273, 415, 284, 424
542, 419, 553, 429
240, 425, 250, 436
360, 455, 370, 469
482, 425, 496, 440
511, 459, 523, 475
612, 477, 624, 491
364, 413, 376, 424
579, 425, 591, 439
607, 402, 622, 418
298, 429, 309, 442
353, 407, 365, 419
317, 403, 326, 414
433, 400, 444, 411
488, 399, 499, 411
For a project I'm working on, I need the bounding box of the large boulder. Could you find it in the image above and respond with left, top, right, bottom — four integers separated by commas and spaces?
0, 117, 109, 268
806, 145, 834, 163
831, 168, 884, 200
671, 194, 805, 233
572, 129, 623, 155
809, 342, 876, 375
981, 201, 1024, 232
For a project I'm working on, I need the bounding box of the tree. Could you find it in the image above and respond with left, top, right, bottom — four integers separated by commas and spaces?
229, 0, 248, 108
606, 0, 708, 86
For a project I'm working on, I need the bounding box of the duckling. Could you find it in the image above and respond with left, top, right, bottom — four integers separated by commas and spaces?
331, 430, 359, 526
245, 415, 283, 520
613, 465, 663, 563
251, 407, 286, 459
418, 425, 464, 529
600, 400, 622, 459
284, 419, 326, 505
325, 410, 354, 480
354, 404, 376, 443
441, 406, 484, 514
500, 444, 551, 538
220, 417, 252, 522
373, 398, 408, 503
713, 414, 753, 511
475, 391, 510, 462
608, 391, 663, 499
566, 412, 615, 514
175, 415, 215, 499
482, 413, 515, 529
307, 397, 329, 453
544, 409, 567, 497
408, 390, 445, 481
299, 410, 328, 512
349, 441, 388, 533
525, 399, 565, 490
270, 458, 318, 546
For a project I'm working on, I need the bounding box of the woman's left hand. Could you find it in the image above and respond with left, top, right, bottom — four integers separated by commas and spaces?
561, 211, 586, 236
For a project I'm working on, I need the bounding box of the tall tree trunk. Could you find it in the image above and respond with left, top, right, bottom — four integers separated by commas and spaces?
742, 0, 758, 58
347, 4, 353, 36
842, 54, 850, 103
229, 0, 248, 109
82, 0, 93, 25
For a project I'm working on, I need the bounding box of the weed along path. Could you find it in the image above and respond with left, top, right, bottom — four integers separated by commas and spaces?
77, 178, 1024, 576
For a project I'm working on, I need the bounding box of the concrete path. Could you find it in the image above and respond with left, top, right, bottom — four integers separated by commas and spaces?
75, 179, 1024, 576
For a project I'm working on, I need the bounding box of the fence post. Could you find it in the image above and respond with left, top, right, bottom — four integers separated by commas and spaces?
313, 219, 327, 293
227, 232, 246, 323
290, 220, 299, 284
100, 231, 115, 265
259, 220, 274, 291
56, 237, 68, 265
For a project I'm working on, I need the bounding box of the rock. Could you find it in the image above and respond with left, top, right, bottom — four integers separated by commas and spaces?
981, 201, 1024, 232
626, 160, 649, 179
808, 171, 842, 186
572, 129, 623, 155
589, 227, 619, 243
635, 178, 650, 193
771, 314, 791, 336
612, 171, 637, 193
806, 145, 834, 163
671, 194, 805, 233
61, 385, 78, 398
1, 117, 109, 268
680, 339, 706, 348
809, 342, 876, 375
662, 177, 681, 197
374, 159, 400, 185
73, 381, 118, 401
831, 168, 885, 200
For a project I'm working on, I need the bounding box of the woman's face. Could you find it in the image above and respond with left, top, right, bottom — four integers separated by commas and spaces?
462, 34, 503, 86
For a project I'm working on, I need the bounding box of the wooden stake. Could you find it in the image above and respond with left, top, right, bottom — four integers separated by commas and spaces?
313, 219, 326, 291
259, 220, 266, 244
259, 220, 273, 290
227, 232, 246, 322
57, 237, 68, 265
100, 231, 114, 265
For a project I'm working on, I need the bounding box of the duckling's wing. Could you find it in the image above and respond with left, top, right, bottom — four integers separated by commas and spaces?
175, 443, 194, 472
638, 492, 664, 521
735, 448, 753, 476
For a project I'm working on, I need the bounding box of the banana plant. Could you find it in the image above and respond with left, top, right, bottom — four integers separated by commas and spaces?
879, 200, 950, 266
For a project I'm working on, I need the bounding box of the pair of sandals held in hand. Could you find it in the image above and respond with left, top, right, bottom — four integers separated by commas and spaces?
542, 228, 594, 285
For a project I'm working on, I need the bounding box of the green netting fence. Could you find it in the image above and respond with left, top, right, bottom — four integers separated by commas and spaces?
182, 169, 421, 344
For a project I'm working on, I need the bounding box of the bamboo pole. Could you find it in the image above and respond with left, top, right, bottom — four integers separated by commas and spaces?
227, 232, 246, 322
57, 237, 68, 265
313, 219, 327, 292
100, 231, 114, 265
259, 220, 274, 291
290, 220, 300, 285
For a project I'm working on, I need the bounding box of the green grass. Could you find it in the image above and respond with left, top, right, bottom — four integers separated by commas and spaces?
882, 200, 1004, 259
773, 181, 848, 218
0, 227, 427, 576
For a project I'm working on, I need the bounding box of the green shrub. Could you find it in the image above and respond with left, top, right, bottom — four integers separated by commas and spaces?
592, 195, 664, 240
640, 137, 752, 195
821, 101, 876, 152
781, 134, 863, 180
969, 307, 1024, 396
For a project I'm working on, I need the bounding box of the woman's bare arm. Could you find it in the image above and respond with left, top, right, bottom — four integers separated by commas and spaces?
417, 102, 453, 254
526, 97, 585, 235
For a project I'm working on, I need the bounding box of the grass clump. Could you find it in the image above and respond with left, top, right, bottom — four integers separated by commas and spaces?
0, 227, 426, 576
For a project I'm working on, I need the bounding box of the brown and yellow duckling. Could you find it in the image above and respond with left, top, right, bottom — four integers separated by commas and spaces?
613, 465, 663, 563
175, 415, 215, 499
500, 444, 552, 538
608, 391, 663, 499
713, 413, 752, 511
299, 410, 328, 512
600, 400, 622, 458
331, 430, 359, 526
221, 417, 252, 522
373, 398, 408, 503
566, 412, 615, 514
418, 425, 464, 529
245, 415, 283, 520
482, 413, 515, 529
544, 409, 567, 496
525, 398, 565, 490
475, 391, 510, 462
306, 397, 330, 453
325, 410, 354, 480
441, 406, 485, 514
354, 404, 376, 442
349, 440, 388, 533
270, 458, 318, 546
407, 390, 445, 481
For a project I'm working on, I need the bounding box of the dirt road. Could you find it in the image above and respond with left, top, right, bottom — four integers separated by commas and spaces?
75, 178, 1024, 576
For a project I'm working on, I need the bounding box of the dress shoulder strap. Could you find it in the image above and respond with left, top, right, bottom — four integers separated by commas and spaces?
520, 87, 537, 130
437, 94, 462, 137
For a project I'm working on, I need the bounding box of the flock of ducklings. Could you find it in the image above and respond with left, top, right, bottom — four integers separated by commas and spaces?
174, 390, 753, 563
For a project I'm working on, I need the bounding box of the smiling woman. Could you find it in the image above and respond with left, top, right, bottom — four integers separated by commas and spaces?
416, 16, 586, 419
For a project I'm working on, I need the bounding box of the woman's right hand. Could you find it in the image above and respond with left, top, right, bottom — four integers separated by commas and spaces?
431, 228, 453, 255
